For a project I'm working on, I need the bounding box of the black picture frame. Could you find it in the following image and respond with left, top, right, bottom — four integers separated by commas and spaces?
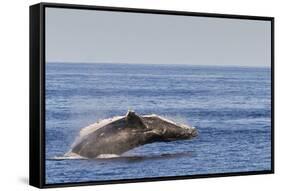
29, 2, 274, 188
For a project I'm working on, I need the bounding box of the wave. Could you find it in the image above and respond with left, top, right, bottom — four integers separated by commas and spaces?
47, 151, 193, 161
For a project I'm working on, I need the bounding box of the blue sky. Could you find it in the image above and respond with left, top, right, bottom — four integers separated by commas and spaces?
46, 8, 271, 67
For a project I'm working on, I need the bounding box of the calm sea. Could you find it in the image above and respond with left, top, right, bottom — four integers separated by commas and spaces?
45, 63, 271, 184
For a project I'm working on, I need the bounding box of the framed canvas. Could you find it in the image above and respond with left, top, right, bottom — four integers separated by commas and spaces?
29, 2, 274, 188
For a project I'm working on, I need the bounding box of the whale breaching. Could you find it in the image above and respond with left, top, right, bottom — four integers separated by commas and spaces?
65, 111, 198, 158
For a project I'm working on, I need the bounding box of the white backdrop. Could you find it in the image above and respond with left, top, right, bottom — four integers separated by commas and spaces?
0, 0, 279, 190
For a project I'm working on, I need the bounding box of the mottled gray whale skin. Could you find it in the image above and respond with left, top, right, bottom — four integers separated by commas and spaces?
66, 111, 198, 158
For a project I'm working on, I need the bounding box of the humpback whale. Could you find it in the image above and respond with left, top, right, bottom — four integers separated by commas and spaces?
65, 111, 198, 158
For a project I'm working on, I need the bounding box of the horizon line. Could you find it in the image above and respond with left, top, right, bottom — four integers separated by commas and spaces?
46, 61, 270, 68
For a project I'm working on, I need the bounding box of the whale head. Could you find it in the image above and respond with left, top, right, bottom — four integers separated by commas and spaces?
158, 123, 198, 141
142, 114, 198, 142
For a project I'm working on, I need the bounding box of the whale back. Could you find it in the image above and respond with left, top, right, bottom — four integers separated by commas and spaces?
69, 111, 149, 158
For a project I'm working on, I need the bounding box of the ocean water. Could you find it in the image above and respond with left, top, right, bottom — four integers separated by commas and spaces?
45, 63, 271, 184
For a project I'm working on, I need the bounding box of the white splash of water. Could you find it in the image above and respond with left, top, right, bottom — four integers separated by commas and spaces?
96, 154, 121, 159
52, 152, 87, 160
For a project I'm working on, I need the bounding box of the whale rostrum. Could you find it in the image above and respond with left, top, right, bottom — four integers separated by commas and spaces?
65, 111, 198, 158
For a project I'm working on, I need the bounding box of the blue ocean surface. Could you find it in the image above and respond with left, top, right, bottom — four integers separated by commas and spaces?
45, 63, 271, 184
